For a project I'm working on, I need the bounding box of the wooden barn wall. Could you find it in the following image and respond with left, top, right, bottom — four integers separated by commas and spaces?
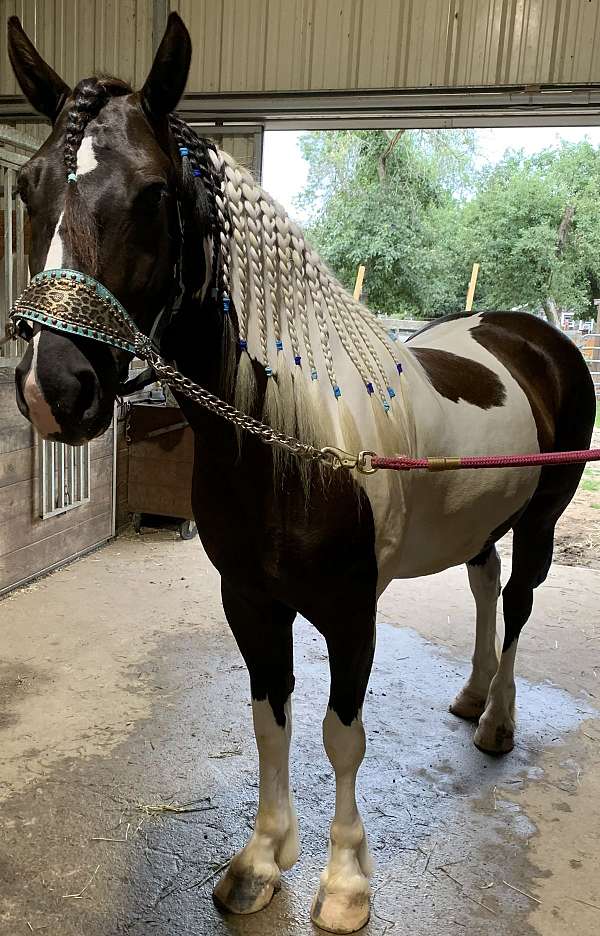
0, 364, 114, 594
115, 405, 130, 533
173, 0, 600, 92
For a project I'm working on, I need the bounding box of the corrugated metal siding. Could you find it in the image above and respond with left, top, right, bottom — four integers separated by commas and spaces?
172, 0, 600, 92
0, 0, 153, 95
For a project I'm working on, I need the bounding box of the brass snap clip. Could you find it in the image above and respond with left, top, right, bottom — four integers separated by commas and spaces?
320, 447, 379, 474
320, 446, 358, 471
356, 451, 378, 474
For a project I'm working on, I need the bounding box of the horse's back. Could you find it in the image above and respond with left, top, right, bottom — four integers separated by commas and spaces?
408, 310, 595, 451
375, 311, 594, 584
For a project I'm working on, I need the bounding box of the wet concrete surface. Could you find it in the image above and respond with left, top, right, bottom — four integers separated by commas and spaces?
1, 531, 599, 935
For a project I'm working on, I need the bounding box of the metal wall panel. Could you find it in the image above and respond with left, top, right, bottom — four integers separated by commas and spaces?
172, 0, 600, 92
0, 0, 153, 95
3, 2, 599, 104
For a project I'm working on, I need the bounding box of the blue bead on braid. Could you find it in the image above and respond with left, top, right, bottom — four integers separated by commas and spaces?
179, 146, 189, 157
387, 387, 396, 399
193, 168, 201, 177
275, 339, 283, 351
67, 172, 78, 183
397, 362, 403, 374
333, 385, 341, 399
383, 401, 390, 412
239, 339, 248, 350
311, 370, 318, 381
222, 295, 230, 313
265, 366, 273, 377
366, 382, 374, 395
294, 355, 302, 365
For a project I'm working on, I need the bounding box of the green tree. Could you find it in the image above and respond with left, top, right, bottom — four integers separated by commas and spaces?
464, 143, 600, 323
298, 131, 600, 323
297, 129, 477, 317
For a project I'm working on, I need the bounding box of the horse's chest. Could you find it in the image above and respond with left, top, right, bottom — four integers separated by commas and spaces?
190, 459, 378, 607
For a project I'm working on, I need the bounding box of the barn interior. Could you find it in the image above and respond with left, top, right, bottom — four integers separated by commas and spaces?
1, 2, 600, 935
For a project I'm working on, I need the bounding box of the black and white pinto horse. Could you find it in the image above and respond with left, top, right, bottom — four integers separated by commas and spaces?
7, 14, 595, 934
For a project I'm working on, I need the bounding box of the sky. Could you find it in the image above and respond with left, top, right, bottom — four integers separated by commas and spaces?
262, 126, 600, 221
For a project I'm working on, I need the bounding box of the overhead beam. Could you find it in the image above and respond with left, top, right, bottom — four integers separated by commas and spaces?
3, 84, 600, 130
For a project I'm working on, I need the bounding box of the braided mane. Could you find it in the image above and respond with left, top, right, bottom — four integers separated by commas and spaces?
169, 129, 414, 464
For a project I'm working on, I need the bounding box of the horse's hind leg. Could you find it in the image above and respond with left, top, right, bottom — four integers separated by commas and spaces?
475, 461, 586, 754
213, 581, 298, 915
473, 525, 548, 754
310, 603, 376, 935
450, 545, 501, 720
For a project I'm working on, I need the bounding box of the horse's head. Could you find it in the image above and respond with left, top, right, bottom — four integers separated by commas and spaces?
7, 13, 202, 444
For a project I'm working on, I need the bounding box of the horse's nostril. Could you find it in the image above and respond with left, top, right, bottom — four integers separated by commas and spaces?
76, 370, 98, 414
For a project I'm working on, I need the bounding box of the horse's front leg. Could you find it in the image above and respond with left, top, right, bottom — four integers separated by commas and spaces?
311, 606, 376, 934
213, 581, 299, 915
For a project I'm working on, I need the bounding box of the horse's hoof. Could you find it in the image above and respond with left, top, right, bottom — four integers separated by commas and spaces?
311, 885, 370, 934
474, 717, 515, 755
449, 688, 487, 721
213, 865, 280, 915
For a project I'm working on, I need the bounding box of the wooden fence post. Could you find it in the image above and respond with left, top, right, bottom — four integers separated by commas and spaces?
465, 263, 480, 312
353, 264, 366, 302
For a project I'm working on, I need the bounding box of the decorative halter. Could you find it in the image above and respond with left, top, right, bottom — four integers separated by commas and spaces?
11, 269, 139, 354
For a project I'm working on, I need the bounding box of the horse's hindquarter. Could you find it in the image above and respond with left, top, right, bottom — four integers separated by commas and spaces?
370, 313, 547, 587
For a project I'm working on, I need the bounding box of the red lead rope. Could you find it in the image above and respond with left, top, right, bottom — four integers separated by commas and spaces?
370, 448, 600, 472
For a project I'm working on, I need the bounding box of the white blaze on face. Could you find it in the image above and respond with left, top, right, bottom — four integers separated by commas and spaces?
44, 210, 64, 270
76, 135, 98, 176
22, 133, 99, 434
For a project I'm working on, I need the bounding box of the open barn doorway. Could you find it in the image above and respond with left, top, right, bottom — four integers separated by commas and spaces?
262, 123, 600, 570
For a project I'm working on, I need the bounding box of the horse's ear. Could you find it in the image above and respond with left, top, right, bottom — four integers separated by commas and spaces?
141, 12, 191, 120
7, 16, 71, 122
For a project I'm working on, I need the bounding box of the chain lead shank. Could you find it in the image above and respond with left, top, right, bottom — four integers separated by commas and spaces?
141, 344, 324, 463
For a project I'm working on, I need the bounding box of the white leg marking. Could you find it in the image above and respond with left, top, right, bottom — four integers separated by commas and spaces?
311, 708, 371, 934
451, 548, 501, 720
474, 641, 518, 753
213, 696, 298, 914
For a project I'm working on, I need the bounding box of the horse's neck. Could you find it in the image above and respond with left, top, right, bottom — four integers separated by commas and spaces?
177, 147, 418, 459
224, 215, 416, 455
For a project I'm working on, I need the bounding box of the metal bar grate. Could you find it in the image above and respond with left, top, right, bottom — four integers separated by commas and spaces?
39, 437, 90, 519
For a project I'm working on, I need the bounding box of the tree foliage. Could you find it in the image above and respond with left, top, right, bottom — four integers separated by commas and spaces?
296, 130, 600, 320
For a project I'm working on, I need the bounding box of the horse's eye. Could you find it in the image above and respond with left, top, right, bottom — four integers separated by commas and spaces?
139, 182, 168, 207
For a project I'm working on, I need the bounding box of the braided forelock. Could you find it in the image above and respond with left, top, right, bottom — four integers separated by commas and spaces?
63, 77, 131, 274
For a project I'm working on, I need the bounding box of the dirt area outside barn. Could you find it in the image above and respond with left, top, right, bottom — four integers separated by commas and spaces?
552, 427, 600, 571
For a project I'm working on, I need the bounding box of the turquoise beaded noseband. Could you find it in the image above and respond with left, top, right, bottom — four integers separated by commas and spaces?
10, 268, 140, 354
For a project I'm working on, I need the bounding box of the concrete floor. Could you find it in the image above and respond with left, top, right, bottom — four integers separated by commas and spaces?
1, 529, 599, 936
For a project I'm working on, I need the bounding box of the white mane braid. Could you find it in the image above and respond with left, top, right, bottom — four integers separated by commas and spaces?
209, 147, 416, 468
